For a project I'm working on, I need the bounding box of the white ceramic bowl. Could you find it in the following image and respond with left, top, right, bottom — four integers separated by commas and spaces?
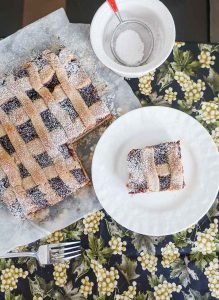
90, 0, 176, 78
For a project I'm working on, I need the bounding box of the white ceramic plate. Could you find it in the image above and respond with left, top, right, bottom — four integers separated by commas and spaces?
92, 107, 219, 236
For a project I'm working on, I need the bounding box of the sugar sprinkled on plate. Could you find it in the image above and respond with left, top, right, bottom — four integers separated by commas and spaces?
115, 29, 145, 66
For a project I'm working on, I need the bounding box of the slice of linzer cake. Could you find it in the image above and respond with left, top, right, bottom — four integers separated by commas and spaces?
127, 141, 185, 194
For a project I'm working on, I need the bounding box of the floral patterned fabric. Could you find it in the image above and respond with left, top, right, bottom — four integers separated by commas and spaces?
0, 42, 219, 300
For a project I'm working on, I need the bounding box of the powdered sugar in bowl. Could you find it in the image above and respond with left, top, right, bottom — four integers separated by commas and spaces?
90, 0, 175, 78
114, 29, 146, 66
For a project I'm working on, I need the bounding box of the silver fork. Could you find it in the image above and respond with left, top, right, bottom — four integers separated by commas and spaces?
0, 241, 81, 265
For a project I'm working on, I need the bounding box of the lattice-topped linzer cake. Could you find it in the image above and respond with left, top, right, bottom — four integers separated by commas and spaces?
0, 47, 112, 219
127, 141, 185, 194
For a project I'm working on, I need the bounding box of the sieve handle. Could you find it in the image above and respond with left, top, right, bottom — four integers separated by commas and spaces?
107, 0, 122, 22
107, 0, 119, 12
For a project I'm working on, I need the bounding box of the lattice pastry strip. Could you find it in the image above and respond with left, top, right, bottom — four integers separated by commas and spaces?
0, 46, 111, 219
0, 145, 40, 216
26, 61, 85, 141
57, 47, 91, 90
0, 111, 61, 217
52, 86, 85, 140
8, 75, 86, 193
42, 48, 111, 137
2, 67, 87, 193
0, 113, 68, 217
44, 50, 96, 129
55, 47, 112, 127
27, 48, 111, 143
0, 138, 89, 218
0, 109, 48, 187
0, 164, 18, 212
127, 141, 185, 194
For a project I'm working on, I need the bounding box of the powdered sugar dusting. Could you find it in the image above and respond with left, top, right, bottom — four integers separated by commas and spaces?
127, 141, 185, 193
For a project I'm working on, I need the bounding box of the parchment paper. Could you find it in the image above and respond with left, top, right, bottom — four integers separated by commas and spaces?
0, 9, 140, 254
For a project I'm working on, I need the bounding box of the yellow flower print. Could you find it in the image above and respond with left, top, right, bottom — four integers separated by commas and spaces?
198, 51, 215, 68
46, 231, 64, 244
199, 102, 219, 124
91, 259, 119, 296
53, 261, 69, 287
79, 276, 94, 298
83, 211, 105, 235
184, 79, 206, 103
192, 219, 218, 255
138, 71, 155, 96
164, 87, 177, 104
0, 265, 28, 292
204, 258, 219, 298
174, 71, 206, 103
211, 127, 219, 150
33, 296, 43, 300
109, 236, 127, 255
137, 251, 158, 274
161, 242, 180, 268
154, 281, 182, 300
214, 94, 219, 104
174, 71, 191, 91
187, 224, 196, 233
175, 42, 185, 48
115, 281, 137, 299
15, 245, 29, 252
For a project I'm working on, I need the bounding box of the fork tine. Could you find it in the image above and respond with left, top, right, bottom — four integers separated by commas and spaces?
52, 253, 81, 263
50, 245, 81, 253
49, 241, 81, 249
51, 249, 81, 259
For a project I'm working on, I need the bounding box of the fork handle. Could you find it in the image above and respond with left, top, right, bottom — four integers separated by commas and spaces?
0, 252, 37, 259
